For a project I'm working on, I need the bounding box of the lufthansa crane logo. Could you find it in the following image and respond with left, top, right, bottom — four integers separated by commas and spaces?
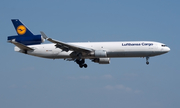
17, 25, 26, 35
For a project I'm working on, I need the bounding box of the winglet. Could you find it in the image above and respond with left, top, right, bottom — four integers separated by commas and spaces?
40, 31, 48, 39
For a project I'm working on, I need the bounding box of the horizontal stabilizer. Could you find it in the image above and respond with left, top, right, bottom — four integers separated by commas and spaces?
10, 39, 34, 51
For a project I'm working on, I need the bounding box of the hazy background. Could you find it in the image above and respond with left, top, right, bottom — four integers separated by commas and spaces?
1, 0, 180, 108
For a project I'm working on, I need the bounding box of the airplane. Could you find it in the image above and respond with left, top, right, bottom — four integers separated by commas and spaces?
7, 19, 170, 68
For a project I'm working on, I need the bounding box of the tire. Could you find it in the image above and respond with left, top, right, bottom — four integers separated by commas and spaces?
83, 64, 88, 68
79, 65, 83, 68
146, 62, 149, 65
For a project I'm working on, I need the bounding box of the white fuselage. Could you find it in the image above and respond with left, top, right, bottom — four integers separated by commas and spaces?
15, 41, 170, 59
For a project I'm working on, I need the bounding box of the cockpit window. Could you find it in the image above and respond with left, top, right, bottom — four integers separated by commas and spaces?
161, 45, 167, 47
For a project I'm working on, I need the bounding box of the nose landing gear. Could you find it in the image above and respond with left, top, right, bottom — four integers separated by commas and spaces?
146, 57, 149, 65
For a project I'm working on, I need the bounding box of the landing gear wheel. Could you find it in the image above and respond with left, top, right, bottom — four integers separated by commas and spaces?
76, 59, 88, 68
79, 65, 83, 68
83, 64, 88, 68
146, 61, 149, 65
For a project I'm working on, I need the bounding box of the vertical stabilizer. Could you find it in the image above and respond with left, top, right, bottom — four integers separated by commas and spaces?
11, 19, 34, 36
8, 19, 44, 45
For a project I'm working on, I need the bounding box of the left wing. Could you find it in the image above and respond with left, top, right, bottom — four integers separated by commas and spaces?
40, 31, 93, 53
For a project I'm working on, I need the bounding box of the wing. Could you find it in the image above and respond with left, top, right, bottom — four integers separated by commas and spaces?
40, 31, 93, 53
9, 39, 34, 51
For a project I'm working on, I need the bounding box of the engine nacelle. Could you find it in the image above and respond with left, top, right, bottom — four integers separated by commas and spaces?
93, 50, 107, 57
8, 35, 45, 45
92, 58, 110, 64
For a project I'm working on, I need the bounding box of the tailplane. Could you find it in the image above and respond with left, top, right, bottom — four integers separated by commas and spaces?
8, 19, 44, 45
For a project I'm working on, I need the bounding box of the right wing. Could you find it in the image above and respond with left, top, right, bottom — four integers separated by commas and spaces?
40, 31, 94, 53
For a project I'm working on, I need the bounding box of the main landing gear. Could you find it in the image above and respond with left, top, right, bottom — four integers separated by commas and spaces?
146, 56, 149, 65
75, 59, 88, 68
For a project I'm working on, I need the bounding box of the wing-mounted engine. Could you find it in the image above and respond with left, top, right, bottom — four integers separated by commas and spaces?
90, 50, 107, 57
92, 58, 110, 64
90, 50, 110, 64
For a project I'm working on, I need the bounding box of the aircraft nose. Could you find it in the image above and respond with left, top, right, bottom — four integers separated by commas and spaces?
166, 47, 170, 52
167, 47, 170, 52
